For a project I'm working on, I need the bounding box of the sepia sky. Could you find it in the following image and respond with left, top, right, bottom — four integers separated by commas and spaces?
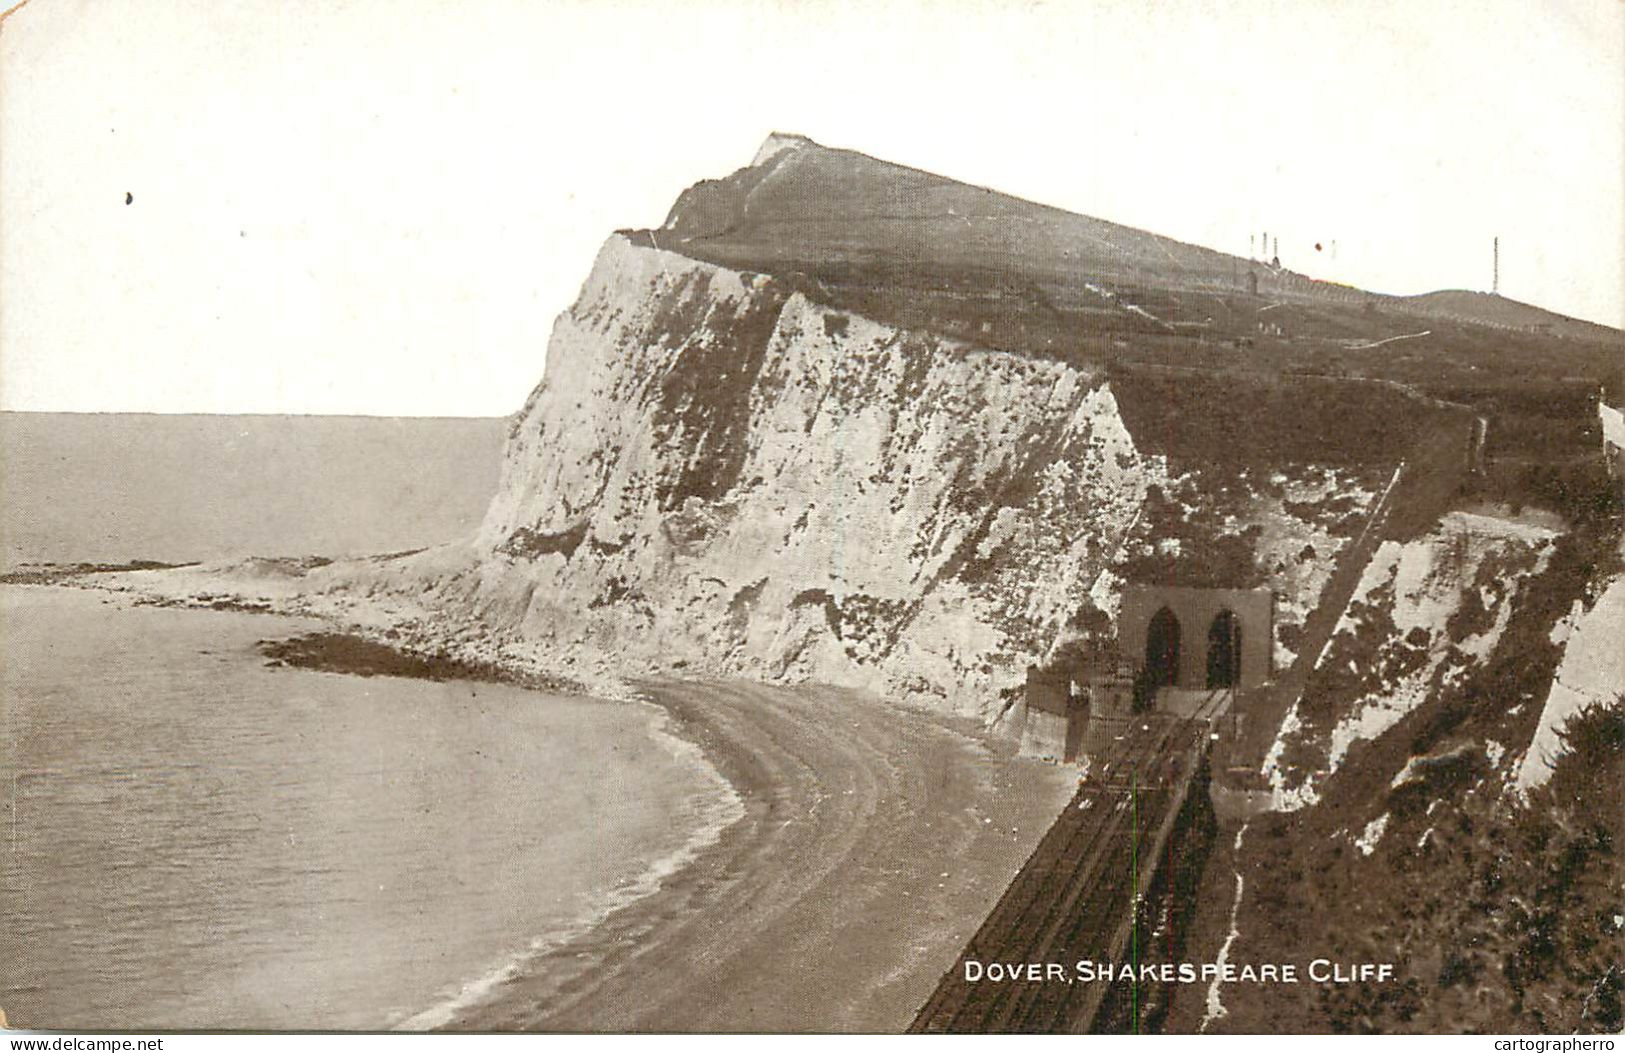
2, 0, 1621, 416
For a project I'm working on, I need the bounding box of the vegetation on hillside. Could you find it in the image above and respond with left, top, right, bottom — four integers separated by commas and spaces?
1207, 495, 1622, 1033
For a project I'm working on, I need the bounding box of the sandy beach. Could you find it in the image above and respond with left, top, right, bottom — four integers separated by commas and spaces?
5, 570, 1077, 1031
445, 679, 1075, 1033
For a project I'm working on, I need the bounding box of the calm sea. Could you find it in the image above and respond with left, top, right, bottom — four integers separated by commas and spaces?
0, 415, 739, 1030
0, 413, 509, 568
0, 587, 737, 1030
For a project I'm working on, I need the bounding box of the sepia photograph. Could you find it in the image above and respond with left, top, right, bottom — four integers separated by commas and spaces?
1, 0, 1621, 1040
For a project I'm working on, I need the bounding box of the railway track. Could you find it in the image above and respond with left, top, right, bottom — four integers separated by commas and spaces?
911, 690, 1227, 1033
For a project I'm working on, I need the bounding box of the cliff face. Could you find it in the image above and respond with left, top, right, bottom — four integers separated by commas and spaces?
75, 132, 1619, 1032
266, 133, 1621, 1035
1207, 523, 1623, 1034
441, 233, 1168, 717
307, 133, 1616, 746
1517, 574, 1625, 790
1264, 511, 1561, 809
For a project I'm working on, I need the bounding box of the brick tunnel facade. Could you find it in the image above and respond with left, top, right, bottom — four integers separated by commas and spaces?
1117, 584, 1274, 692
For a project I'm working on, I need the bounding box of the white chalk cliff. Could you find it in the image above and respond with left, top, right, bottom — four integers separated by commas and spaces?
375, 232, 1165, 717
305, 132, 1619, 768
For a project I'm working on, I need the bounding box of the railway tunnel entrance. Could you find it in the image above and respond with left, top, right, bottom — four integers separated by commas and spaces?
1206, 609, 1242, 689
1144, 607, 1181, 687
1016, 585, 1273, 765
1119, 585, 1273, 692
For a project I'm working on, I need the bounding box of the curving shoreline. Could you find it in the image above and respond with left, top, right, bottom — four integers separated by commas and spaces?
437, 679, 1076, 1033
2, 585, 722, 1031
393, 694, 749, 1032
17, 575, 1075, 1031
243, 621, 1078, 1031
